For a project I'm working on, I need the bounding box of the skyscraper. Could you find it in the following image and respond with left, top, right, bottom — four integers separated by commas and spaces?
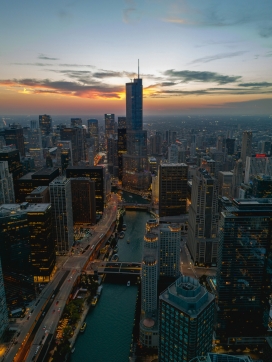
105, 114, 115, 139
122, 74, 150, 190
216, 199, 272, 341
27, 122, 44, 169
71, 118, 82, 126
0, 259, 9, 338
39, 114, 52, 136
159, 276, 215, 362
87, 119, 99, 153
3, 125, 25, 156
49, 176, 74, 254
241, 131, 252, 165
168, 144, 179, 163
0, 161, 15, 204
187, 168, 219, 267
117, 117, 127, 180
159, 163, 188, 217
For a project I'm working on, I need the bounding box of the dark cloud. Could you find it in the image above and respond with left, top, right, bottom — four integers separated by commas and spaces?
163, 69, 241, 84
11, 62, 94, 68
93, 70, 123, 79
189, 51, 247, 64
0, 78, 124, 99
58, 63, 94, 68
38, 54, 59, 61
12, 62, 55, 67
238, 82, 272, 87
259, 25, 272, 38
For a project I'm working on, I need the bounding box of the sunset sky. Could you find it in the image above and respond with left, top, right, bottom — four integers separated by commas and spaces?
1, 0, 272, 116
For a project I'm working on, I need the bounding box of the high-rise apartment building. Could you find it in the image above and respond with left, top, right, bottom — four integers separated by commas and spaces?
0, 161, 14, 204
216, 199, 272, 340
71, 178, 96, 225
187, 168, 219, 267
66, 166, 105, 213
49, 176, 74, 254
123, 77, 150, 190
0, 259, 9, 338
159, 163, 188, 217
241, 131, 252, 165
39, 114, 52, 136
159, 276, 215, 362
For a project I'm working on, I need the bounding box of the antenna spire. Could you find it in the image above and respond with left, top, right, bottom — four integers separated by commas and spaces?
138, 59, 140, 79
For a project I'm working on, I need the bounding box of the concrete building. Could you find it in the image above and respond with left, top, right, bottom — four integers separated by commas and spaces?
39, 114, 52, 136
159, 276, 215, 362
244, 155, 272, 183
168, 144, 179, 163
241, 131, 252, 165
187, 168, 219, 267
159, 163, 188, 217
0, 259, 9, 338
218, 171, 233, 198
49, 176, 74, 254
25, 186, 50, 203
0, 161, 14, 204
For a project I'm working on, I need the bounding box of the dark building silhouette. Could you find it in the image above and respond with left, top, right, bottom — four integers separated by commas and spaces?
159, 163, 188, 217
225, 138, 235, 155
39, 114, 52, 136
105, 114, 115, 139
14, 167, 59, 203
25, 186, 50, 203
87, 119, 99, 153
60, 125, 86, 164
71, 178, 96, 225
252, 174, 272, 198
66, 166, 105, 213
1, 126, 25, 156
71, 118, 82, 126
0, 147, 23, 180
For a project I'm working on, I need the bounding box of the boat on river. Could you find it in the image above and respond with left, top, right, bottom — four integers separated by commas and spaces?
127, 281, 130, 287
80, 322, 87, 332
122, 224, 127, 231
111, 254, 119, 262
127, 239, 130, 244
119, 231, 125, 239
91, 296, 98, 307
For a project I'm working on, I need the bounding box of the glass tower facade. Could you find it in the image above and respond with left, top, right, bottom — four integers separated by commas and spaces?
216, 198, 272, 341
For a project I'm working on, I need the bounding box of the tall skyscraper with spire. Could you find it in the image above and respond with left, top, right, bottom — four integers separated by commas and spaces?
122, 62, 150, 190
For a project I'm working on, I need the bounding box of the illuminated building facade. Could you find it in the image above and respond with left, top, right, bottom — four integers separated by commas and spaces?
0, 259, 8, 338
187, 168, 219, 267
39, 114, 52, 136
25, 186, 50, 203
216, 199, 272, 341
0, 161, 15, 204
159, 276, 215, 362
105, 114, 115, 139
252, 174, 272, 198
2, 125, 25, 156
60, 126, 85, 165
71, 118, 82, 126
159, 163, 188, 217
66, 166, 105, 213
49, 176, 74, 254
27, 123, 43, 169
71, 178, 96, 225
117, 117, 126, 180
56, 140, 73, 172
87, 119, 99, 154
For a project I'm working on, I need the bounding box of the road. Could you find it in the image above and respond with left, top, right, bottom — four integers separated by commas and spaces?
5, 194, 118, 362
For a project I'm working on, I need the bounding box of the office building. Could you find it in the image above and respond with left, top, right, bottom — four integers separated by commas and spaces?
190, 354, 253, 362
218, 171, 233, 198
0, 259, 9, 338
150, 133, 162, 156
263, 337, 272, 362
66, 166, 105, 213
105, 114, 115, 139
241, 131, 252, 165
123, 76, 150, 190
252, 174, 272, 197
2, 125, 25, 156
244, 155, 272, 183
71, 118, 82, 126
39, 114, 52, 136
27, 124, 43, 169
117, 118, 127, 180
159, 224, 181, 278
225, 138, 235, 155
14, 167, 59, 203
60, 126, 83, 165
0, 204, 35, 308
25, 186, 50, 203
71, 178, 96, 225
56, 140, 73, 172
187, 168, 219, 267
159, 276, 215, 362
117, 116, 126, 129
0, 161, 15, 204
168, 144, 179, 163
216, 199, 272, 340
107, 135, 118, 175
159, 163, 188, 217
49, 176, 74, 254
87, 119, 99, 153
0, 147, 23, 180
231, 159, 244, 198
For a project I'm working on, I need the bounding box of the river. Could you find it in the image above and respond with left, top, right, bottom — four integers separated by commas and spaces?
72, 204, 150, 362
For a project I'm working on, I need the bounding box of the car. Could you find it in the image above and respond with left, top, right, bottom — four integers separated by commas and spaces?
58, 308, 61, 312
56, 301, 59, 305
53, 309, 55, 313
43, 325, 46, 330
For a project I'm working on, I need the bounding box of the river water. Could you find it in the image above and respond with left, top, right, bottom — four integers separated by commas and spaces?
72, 195, 150, 362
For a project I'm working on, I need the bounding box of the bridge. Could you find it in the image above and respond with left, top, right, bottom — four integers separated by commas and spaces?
120, 203, 151, 211
85, 261, 142, 275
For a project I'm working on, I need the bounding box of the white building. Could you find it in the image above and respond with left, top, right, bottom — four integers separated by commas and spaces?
0, 161, 14, 204
49, 176, 74, 254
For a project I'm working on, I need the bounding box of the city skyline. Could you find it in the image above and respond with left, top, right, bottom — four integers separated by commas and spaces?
1, 0, 272, 116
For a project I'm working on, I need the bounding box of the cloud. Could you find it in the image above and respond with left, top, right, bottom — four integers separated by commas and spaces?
11, 62, 94, 68
163, 69, 241, 84
123, 0, 142, 24
161, 17, 186, 24
238, 82, 272, 87
38, 54, 59, 61
189, 51, 248, 64
259, 25, 272, 38
0, 78, 124, 99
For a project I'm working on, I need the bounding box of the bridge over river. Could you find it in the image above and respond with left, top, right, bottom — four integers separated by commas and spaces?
85, 261, 142, 275
120, 202, 151, 210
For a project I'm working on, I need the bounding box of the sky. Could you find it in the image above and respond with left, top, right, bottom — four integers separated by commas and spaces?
0, 0, 272, 116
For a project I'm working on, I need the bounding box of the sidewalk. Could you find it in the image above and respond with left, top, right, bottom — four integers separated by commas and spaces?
69, 300, 91, 348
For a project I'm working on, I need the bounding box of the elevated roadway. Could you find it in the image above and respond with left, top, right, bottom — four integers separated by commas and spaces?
86, 261, 141, 275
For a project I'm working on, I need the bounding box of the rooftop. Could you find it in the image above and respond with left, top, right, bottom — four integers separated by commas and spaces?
33, 167, 59, 176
